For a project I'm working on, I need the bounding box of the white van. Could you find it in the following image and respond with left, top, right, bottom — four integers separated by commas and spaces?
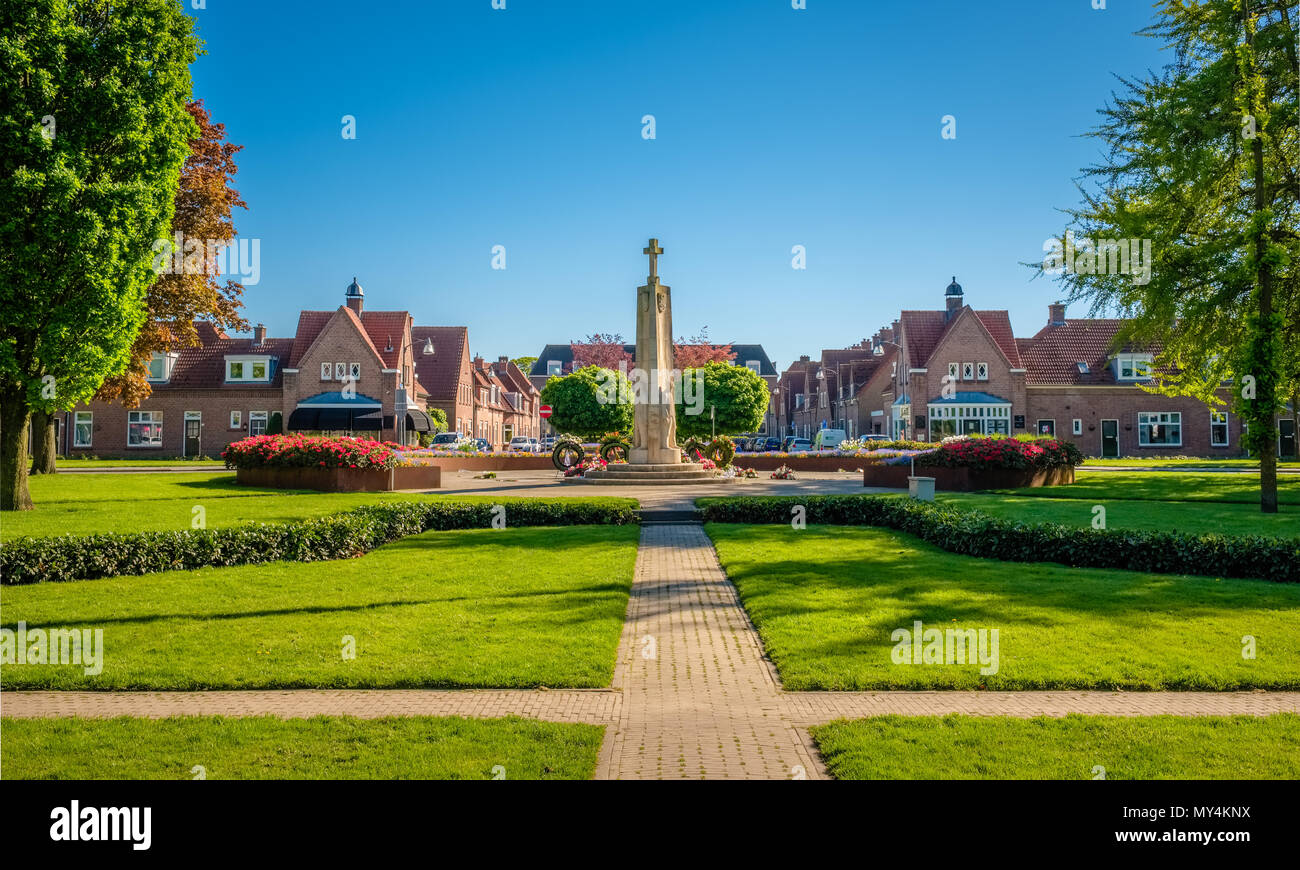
813, 428, 848, 450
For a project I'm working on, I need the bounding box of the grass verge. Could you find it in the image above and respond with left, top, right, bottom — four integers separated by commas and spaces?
1, 715, 603, 779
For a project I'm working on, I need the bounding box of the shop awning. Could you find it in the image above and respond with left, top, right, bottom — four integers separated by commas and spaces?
286, 408, 320, 430
405, 409, 435, 432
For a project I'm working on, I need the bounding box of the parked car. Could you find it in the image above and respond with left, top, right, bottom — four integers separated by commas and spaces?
540, 435, 557, 450
781, 436, 799, 452
788, 438, 812, 452
761, 437, 781, 452
813, 428, 848, 450
508, 436, 535, 452
472, 438, 493, 452
860, 433, 890, 445
431, 432, 465, 448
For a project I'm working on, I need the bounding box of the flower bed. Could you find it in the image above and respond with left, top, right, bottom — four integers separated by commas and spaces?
860, 435, 1081, 490
223, 435, 408, 470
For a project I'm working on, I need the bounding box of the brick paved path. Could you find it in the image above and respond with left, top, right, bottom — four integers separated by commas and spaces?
594, 523, 825, 780
4, 521, 1299, 781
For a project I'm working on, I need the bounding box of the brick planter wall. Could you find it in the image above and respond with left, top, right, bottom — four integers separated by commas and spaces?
410, 455, 556, 471
729, 454, 882, 472
862, 465, 1075, 491
235, 465, 441, 492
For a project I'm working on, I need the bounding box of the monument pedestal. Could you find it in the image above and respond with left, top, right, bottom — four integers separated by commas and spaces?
578, 461, 716, 485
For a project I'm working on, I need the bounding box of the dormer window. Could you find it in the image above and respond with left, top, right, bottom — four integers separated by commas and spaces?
226, 355, 272, 382
1116, 353, 1153, 381
146, 352, 180, 383
746, 360, 761, 374
547, 360, 562, 376
1076, 362, 1090, 374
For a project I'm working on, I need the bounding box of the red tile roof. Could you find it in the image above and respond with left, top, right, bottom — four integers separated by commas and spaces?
357, 310, 412, 369
288, 311, 335, 367
411, 326, 468, 401
156, 337, 294, 390
1019, 319, 1157, 385
900, 308, 1022, 370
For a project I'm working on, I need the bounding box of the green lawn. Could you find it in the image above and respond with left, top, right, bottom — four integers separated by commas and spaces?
1083, 457, 1300, 469
1, 715, 604, 780
812, 714, 1300, 780
706, 524, 1300, 691
931, 493, 1299, 537
0, 525, 639, 689
0, 472, 611, 540
51, 458, 226, 468
994, 470, 1300, 505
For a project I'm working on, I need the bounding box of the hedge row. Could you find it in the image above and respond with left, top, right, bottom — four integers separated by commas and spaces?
1, 499, 639, 585
696, 495, 1299, 582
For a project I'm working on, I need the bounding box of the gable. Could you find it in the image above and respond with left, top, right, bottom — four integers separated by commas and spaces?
294, 308, 388, 375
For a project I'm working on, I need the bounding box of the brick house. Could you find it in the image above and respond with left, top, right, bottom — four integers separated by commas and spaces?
412, 326, 474, 438
491, 356, 541, 443
824, 277, 1297, 458
60, 279, 446, 458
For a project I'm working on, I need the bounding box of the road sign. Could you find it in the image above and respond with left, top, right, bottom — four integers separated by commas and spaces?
539, 405, 553, 419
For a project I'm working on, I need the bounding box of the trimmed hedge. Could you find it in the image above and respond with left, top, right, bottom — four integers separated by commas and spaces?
696, 495, 1299, 582
1, 499, 638, 585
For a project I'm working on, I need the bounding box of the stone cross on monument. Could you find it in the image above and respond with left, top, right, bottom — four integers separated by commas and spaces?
630, 238, 680, 465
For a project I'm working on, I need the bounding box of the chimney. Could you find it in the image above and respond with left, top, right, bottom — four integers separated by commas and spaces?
345, 276, 364, 314
253, 323, 266, 345
1048, 301, 1067, 326
498, 355, 510, 368
891, 320, 901, 343
799, 354, 811, 363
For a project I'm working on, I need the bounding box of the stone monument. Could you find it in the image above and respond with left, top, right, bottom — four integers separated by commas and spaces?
629, 238, 679, 465
581, 239, 712, 485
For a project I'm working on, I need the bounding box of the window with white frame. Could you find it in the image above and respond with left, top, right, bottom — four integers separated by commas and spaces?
321, 362, 332, 381
146, 352, 178, 382
1072, 418, 1083, 435
335, 362, 347, 380
349, 362, 361, 380
1138, 411, 1181, 446
948, 362, 959, 380
1210, 411, 1229, 447
127, 410, 162, 447
976, 362, 989, 381
73, 411, 93, 447
962, 362, 974, 380
249, 411, 268, 436
926, 403, 1011, 439
547, 360, 562, 376
226, 356, 270, 382
1116, 354, 1154, 381
230, 410, 242, 429
746, 360, 761, 374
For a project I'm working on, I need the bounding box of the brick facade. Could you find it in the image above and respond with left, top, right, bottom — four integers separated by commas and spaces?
59, 282, 470, 458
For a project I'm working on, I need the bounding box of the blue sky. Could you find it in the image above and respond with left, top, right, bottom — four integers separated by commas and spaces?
191, 0, 1168, 370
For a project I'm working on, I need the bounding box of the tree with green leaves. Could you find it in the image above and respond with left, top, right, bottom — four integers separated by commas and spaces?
675, 361, 768, 440
0, 0, 200, 509
1050, 0, 1297, 513
539, 365, 633, 440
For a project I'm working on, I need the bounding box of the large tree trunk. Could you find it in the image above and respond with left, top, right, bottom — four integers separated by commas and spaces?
0, 387, 34, 511
29, 409, 57, 474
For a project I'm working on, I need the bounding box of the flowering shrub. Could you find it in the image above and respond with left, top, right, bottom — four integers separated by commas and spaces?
563, 458, 607, 477
222, 435, 406, 471
915, 435, 1082, 471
